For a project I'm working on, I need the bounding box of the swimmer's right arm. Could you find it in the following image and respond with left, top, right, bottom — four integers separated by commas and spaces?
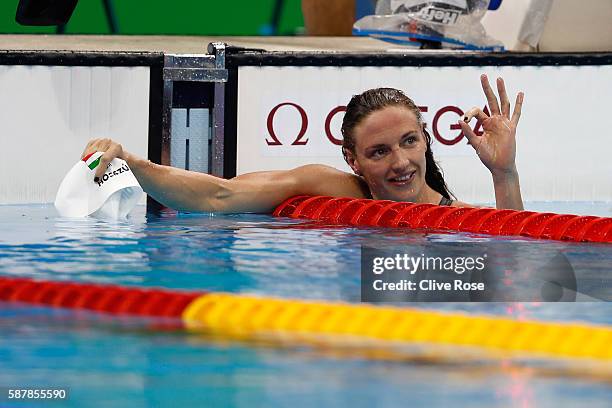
82, 139, 366, 213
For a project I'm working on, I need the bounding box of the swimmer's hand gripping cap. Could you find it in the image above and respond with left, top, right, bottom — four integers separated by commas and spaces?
54, 152, 143, 219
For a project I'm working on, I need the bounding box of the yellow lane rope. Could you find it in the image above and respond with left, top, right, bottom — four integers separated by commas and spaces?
182, 293, 612, 362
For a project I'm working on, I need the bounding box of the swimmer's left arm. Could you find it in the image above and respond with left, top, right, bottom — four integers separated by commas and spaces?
458, 74, 524, 210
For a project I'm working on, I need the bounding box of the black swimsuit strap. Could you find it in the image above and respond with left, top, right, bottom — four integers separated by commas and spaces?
438, 196, 454, 206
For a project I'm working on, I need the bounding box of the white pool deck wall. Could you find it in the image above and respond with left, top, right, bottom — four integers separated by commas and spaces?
236, 65, 612, 204
0, 65, 150, 204
0, 29, 611, 206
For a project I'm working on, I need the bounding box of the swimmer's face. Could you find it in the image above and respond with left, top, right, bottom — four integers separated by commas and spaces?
345, 106, 429, 202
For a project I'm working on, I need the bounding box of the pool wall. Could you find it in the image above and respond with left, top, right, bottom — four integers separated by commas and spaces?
1, 37, 611, 206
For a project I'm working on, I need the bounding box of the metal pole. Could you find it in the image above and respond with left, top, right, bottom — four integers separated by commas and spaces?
208, 43, 226, 178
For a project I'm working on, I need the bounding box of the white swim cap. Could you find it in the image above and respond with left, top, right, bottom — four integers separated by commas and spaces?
54, 152, 143, 219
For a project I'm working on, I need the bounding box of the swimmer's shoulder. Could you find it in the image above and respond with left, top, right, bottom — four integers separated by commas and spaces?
450, 200, 472, 207
291, 164, 370, 199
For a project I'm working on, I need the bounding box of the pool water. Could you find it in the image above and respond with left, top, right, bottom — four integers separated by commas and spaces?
1, 204, 611, 407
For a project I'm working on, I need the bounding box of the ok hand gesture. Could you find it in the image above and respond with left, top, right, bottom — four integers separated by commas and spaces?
459, 74, 524, 175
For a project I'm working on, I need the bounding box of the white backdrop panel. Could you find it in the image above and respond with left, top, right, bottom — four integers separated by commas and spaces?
237, 66, 612, 203
0, 65, 149, 204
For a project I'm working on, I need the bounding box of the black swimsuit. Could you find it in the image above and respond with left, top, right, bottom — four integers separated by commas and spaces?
438, 196, 454, 206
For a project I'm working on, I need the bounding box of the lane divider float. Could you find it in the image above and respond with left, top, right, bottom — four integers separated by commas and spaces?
273, 196, 612, 243
1, 276, 610, 362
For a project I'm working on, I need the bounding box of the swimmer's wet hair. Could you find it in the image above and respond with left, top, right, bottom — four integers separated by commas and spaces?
341, 88, 454, 200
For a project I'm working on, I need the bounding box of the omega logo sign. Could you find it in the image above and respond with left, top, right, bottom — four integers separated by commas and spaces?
266, 103, 345, 146
266, 102, 490, 146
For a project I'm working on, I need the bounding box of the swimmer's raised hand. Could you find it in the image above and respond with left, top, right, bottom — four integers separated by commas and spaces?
458, 74, 524, 210
458, 74, 524, 176
81, 138, 127, 181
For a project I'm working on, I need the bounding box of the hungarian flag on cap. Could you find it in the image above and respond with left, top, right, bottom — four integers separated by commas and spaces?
82, 152, 102, 170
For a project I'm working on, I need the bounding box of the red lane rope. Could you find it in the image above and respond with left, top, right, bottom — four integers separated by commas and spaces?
0, 277, 202, 317
273, 196, 612, 243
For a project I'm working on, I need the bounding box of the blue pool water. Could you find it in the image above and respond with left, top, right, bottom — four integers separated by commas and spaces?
1, 204, 611, 407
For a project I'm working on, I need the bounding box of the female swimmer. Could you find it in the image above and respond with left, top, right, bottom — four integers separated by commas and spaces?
82, 74, 524, 212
